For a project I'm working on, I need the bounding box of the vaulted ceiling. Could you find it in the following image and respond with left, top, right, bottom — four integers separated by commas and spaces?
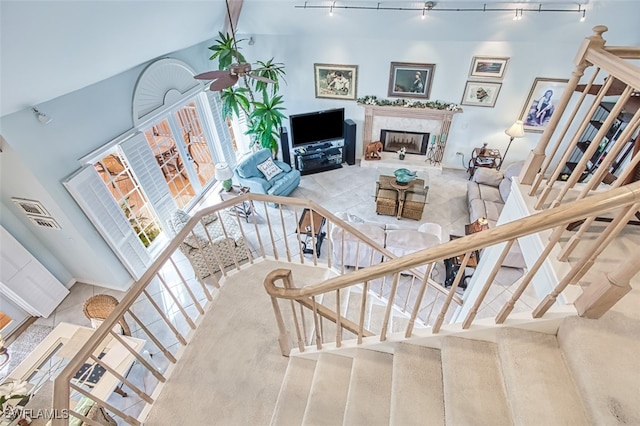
1, 0, 637, 118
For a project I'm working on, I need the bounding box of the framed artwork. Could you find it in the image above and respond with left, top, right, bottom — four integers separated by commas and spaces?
469, 56, 509, 79
387, 62, 435, 99
519, 77, 569, 132
314, 63, 358, 100
460, 81, 502, 108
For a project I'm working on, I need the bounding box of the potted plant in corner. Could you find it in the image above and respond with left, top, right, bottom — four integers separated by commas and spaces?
208, 32, 287, 157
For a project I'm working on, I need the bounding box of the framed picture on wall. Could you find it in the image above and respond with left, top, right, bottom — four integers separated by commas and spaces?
460, 81, 502, 107
469, 56, 509, 79
387, 62, 435, 99
314, 63, 358, 100
519, 77, 569, 132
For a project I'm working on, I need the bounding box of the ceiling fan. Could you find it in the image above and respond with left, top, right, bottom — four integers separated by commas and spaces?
194, 0, 275, 91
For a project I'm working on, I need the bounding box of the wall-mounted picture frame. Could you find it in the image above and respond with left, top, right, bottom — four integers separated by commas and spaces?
11, 197, 51, 217
469, 56, 509, 79
387, 62, 435, 99
519, 77, 569, 133
460, 81, 502, 108
314, 63, 358, 100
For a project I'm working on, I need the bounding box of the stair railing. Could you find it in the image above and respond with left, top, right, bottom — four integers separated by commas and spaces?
50, 192, 454, 425
264, 182, 640, 355
520, 25, 640, 261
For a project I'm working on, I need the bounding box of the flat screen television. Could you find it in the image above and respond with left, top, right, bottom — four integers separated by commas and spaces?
289, 108, 344, 147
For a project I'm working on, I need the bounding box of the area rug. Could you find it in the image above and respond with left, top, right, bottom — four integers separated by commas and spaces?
1, 324, 53, 381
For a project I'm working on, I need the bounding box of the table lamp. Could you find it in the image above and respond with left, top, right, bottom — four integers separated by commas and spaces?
502, 120, 525, 169
215, 163, 234, 191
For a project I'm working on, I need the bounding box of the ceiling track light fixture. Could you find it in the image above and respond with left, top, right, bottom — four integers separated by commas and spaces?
298, 2, 587, 20
32, 107, 53, 125
422, 1, 435, 19
580, 9, 586, 22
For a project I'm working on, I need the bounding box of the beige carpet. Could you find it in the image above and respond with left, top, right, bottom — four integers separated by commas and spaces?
144, 260, 334, 425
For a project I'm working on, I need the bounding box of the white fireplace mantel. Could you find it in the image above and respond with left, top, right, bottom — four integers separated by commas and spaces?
359, 104, 463, 155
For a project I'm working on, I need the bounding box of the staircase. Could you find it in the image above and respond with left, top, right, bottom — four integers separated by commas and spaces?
271, 306, 640, 426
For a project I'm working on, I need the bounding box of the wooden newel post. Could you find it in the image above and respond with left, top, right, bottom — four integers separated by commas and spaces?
574, 255, 638, 319
264, 268, 295, 356
520, 25, 608, 185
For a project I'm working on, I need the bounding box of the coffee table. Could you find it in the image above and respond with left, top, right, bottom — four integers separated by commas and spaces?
374, 169, 429, 220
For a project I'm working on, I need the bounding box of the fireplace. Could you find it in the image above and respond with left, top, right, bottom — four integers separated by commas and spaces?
380, 129, 429, 155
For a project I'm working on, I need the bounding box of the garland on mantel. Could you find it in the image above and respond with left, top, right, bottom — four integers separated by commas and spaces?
356, 95, 461, 111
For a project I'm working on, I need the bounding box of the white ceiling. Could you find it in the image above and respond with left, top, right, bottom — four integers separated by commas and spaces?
1, 0, 637, 118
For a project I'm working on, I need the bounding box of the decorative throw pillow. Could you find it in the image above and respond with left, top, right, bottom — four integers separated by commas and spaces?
256, 157, 284, 181
171, 210, 208, 249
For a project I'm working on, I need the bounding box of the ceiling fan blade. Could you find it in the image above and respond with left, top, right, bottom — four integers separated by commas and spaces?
209, 74, 239, 91
247, 74, 276, 84
194, 70, 230, 80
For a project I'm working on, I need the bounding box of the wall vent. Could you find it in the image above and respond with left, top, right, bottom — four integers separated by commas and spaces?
27, 215, 61, 230
11, 197, 61, 230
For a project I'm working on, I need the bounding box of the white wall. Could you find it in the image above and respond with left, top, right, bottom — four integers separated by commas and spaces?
0, 0, 638, 291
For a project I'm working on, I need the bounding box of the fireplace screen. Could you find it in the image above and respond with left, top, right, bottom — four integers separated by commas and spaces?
380, 130, 429, 155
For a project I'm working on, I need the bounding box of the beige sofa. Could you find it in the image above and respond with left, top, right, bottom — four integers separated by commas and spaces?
167, 210, 249, 279
329, 212, 442, 270
467, 162, 525, 268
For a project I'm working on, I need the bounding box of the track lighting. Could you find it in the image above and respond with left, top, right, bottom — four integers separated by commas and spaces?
298, 1, 587, 20
32, 107, 52, 125
421, 1, 434, 19
580, 9, 586, 22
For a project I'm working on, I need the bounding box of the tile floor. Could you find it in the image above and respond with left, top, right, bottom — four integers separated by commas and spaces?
12, 162, 532, 423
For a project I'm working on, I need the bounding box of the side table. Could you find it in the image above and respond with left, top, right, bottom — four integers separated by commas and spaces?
219, 185, 253, 223
467, 147, 502, 179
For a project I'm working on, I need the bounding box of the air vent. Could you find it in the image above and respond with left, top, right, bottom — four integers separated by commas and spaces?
11, 197, 50, 217
11, 197, 61, 230
27, 215, 61, 230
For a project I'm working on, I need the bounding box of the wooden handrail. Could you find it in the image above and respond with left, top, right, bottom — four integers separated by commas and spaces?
263, 182, 640, 301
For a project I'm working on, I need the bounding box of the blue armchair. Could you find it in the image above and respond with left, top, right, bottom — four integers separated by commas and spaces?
234, 148, 301, 200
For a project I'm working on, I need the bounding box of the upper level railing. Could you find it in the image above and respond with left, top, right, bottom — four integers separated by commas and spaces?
264, 181, 640, 355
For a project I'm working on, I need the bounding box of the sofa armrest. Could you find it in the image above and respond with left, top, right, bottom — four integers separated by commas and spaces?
235, 175, 271, 194
472, 168, 504, 187
273, 159, 292, 173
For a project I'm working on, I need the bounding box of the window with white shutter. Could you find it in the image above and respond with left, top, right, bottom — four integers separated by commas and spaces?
64, 166, 151, 279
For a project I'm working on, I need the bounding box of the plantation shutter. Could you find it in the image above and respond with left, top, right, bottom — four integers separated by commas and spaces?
206, 90, 237, 168
64, 166, 150, 279
120, 133, 177, 230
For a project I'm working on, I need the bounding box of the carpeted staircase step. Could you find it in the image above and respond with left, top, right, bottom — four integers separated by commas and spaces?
302, 353, 353, 426
558, 314, 640, 425
441, 336, 512, 426
342, 289, 369, 341
343, 349, 393, 425
497, 327, 588, 425
271, 357, 318, 426
390, 343, 444, 426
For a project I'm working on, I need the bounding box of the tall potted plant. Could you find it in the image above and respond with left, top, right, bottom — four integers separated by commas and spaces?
208, 32, 286, 156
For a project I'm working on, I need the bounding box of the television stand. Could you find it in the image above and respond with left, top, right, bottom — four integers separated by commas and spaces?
294, 142, 344, 175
